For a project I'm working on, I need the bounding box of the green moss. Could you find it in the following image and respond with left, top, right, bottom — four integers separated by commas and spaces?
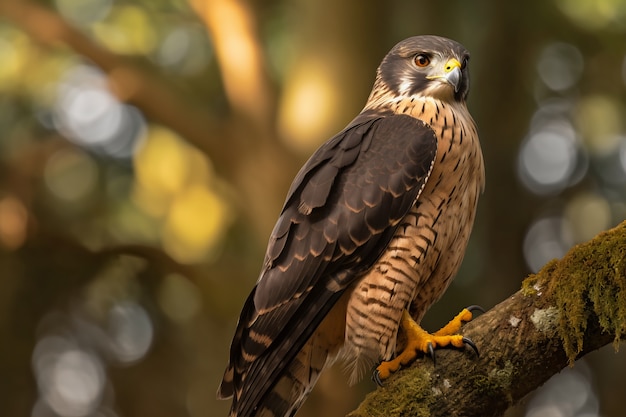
349, 367, 434, 417
469, 374, 501, 397
531, 221, 626, 363
464, 361, 514, 413
488, 360, 514, 390
522, 260, 558, 297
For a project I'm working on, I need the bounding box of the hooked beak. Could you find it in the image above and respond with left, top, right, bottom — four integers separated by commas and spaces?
426, 58, 462, 92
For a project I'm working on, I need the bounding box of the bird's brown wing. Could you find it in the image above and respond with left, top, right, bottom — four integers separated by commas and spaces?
219, 111, 438, 416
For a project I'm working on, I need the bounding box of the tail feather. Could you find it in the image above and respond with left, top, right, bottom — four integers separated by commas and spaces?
217, 366, 235, 400
221, 287, 350, 416
234, 336, 331, 417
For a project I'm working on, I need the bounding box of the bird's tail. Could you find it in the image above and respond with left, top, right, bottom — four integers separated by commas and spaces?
225, 333, 334, 417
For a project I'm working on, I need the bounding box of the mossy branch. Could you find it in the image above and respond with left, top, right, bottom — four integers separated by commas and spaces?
348, 221, 626, 417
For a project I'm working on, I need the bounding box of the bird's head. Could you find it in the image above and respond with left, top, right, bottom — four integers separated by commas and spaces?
375, 35, 471, 103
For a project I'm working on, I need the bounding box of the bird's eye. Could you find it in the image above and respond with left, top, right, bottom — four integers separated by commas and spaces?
414, 54, 430, 67
461, 56, 469, 69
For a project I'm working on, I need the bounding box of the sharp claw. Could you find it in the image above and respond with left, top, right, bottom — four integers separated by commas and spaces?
372, 369, 384, 387
427, 342, 436, 366
462, 336, 479, 357
465, 305, 485, 315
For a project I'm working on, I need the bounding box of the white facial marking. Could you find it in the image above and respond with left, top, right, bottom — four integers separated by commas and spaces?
398, 76, 413, 96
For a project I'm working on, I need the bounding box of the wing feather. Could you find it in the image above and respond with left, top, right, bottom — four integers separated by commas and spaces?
219, 112, 438, 416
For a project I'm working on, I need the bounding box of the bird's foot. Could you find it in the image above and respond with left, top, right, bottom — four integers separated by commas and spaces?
372, 306, 482, 386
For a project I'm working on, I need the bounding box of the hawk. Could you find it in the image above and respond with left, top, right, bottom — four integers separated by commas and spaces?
218, 35, 485, 417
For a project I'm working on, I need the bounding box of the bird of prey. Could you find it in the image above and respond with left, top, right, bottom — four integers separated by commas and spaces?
218, 35, 485, 417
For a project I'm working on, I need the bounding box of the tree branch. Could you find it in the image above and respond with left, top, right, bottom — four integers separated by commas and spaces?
189, 0, 275, 132
348, 221, 626, 417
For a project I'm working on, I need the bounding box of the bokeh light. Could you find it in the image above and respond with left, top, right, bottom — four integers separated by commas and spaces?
133, 127, 194, 208
158, 28, 192, 68
53, 64, 146, 158
525, 363, 599, 417
132, 126, 233, 263
55, 0, 112, 25
92, 5, 157, 55
575, 95, 624, 156
536, 42, 583, 92
34, 336, 106, 417
157, 273, 202, 324
523, 216, 574, 272
44, 148, 99, 203
517, 120, 581, 195
46, 349, 105, 417
555, 0, 626, 31
162, 184, 232, 263
619, 138, 626, 175
108, 301, 153, 364
564, 192, 612, 243
0, 29, 28, 91
33, 298, 154, 417
518, 97, 591, 196
521, 34, 626, 304
278, 58, 343, 152
156, 25, 211, 74
0, 196, 28, 250
595, 136, 626, 186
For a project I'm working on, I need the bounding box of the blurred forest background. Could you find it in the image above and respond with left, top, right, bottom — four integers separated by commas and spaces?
0, 0, 625, 416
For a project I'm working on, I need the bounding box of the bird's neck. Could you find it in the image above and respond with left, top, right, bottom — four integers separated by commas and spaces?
363, 76, 465, 116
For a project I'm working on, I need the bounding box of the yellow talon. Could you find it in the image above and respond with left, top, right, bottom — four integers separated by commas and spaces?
434, 307, 474, 337
374, 307, 479, 384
